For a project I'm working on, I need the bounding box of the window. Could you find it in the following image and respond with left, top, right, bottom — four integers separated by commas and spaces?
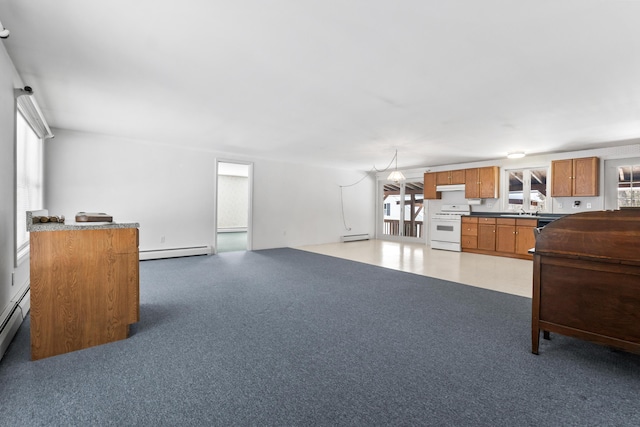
383, 202, 391, 216
507, 168, 548, 212
617, 165, 640, 208
15, 111, 44, 261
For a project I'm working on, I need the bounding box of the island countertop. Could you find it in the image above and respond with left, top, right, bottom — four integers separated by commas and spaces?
27, 210, 139, 232
28, 221, 140, 232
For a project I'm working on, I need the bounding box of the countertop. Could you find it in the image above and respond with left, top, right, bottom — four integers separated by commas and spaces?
467, 212, 566, 219
28, 221, 139, 232
26, 210, 138, 232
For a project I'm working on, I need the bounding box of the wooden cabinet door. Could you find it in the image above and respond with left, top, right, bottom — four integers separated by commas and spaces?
479, 166, 499, 198
573, 157, 599, 196
436, 171, 451, 185
465, 168, 480, 198
477, 224, 496, 251
515, 225, 537, 256
551, 159, 573, 197
451, 169, 466, 184
423, 172, 441, 199
496, 219, 516, 253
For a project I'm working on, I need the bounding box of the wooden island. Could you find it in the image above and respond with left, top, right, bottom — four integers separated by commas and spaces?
532, 209, 640, 355
28, 211, 140, 360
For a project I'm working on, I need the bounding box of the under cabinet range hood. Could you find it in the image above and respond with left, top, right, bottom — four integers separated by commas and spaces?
435, 184, 465, 192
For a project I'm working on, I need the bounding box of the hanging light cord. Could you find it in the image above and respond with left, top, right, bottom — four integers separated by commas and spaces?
339, 151, 399, 231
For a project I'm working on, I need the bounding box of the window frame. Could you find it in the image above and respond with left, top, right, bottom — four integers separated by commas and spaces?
617, 164, 640, 208
503, 166, 549, 213
15, 108, 45, 266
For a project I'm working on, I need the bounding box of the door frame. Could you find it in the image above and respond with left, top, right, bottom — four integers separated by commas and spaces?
214, 159, 254, 253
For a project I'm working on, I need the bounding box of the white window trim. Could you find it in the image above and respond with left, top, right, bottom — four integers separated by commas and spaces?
14, 89, 53, 266
503, 166, 549, 213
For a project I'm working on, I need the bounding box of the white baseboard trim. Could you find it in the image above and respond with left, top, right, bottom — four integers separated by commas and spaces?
139, 245, 212, 260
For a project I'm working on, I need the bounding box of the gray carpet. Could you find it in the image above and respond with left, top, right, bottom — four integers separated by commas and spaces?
1, 248, 639, 426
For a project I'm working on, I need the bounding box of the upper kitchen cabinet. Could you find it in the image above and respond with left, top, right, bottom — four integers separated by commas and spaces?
465, 166, 500, 199
436, 169, 465, 186
423, 172, 442, 200
551, 156, 599, 197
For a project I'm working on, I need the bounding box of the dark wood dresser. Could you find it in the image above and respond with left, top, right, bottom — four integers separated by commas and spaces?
532, 209, 640, 355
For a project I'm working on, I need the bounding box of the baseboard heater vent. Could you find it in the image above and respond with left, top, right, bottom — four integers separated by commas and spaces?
341, 234, 369, 242
139, 245, 212, 260
0, 285, 30, 362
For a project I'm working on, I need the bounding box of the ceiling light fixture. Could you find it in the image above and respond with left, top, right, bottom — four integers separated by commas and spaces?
387, 149, 406, 183
507, 152, 525, 159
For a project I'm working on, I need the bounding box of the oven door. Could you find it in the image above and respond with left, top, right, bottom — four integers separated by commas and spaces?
430, 217, 462, 251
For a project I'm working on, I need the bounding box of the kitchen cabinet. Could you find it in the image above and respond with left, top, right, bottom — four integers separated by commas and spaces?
515, 221, 537, 256
30, 226, 140, 360
477, 217, 496, 251
551, 156, 599, 197
423, 172, 441, 200
496, 218, 538, 257
462, 215, 537, 260
436, 169, 465, 185
461, 216, 478, 249
465, 166, 499, 199
496, 219, 516, 253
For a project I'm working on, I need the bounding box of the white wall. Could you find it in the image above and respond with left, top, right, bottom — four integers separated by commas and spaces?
252, 159, 374, 248
45, 129, 376, 253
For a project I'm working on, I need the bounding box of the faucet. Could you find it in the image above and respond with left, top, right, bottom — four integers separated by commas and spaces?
518, 207, 527, 215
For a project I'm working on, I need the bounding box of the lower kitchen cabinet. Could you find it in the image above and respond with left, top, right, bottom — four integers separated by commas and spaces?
477, 218, 496, 251
461, 217, 478, 249
462, 216, 537, 260
515, 221, 537, 256
496, 220, 516, 253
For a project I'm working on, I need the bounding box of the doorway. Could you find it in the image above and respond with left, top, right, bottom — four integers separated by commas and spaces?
380, 179, 425, 242
215, 160, 253, 253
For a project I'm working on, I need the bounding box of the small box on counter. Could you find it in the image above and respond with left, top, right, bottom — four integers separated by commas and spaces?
75, 212, 113, 222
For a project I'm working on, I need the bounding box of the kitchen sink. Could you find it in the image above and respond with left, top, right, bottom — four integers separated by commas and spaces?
500, 214, 539, 219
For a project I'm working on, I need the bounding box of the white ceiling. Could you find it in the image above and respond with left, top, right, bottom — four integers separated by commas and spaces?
1, 0, 640, 171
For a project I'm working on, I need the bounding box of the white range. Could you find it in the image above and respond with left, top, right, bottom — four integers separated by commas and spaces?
430, 204, 471, 252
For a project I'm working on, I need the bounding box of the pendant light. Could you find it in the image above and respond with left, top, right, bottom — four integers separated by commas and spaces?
387, 150, 406, 183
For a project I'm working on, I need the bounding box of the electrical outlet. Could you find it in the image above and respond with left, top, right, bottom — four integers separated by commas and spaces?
558, 203, 562, 209
160, 236, 165, 243
587, 203, 592, 209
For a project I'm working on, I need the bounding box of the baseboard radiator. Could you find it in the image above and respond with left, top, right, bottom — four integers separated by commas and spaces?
0, 283, 30, 362
139, 245, 212, 260
341, 234, 369, 242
